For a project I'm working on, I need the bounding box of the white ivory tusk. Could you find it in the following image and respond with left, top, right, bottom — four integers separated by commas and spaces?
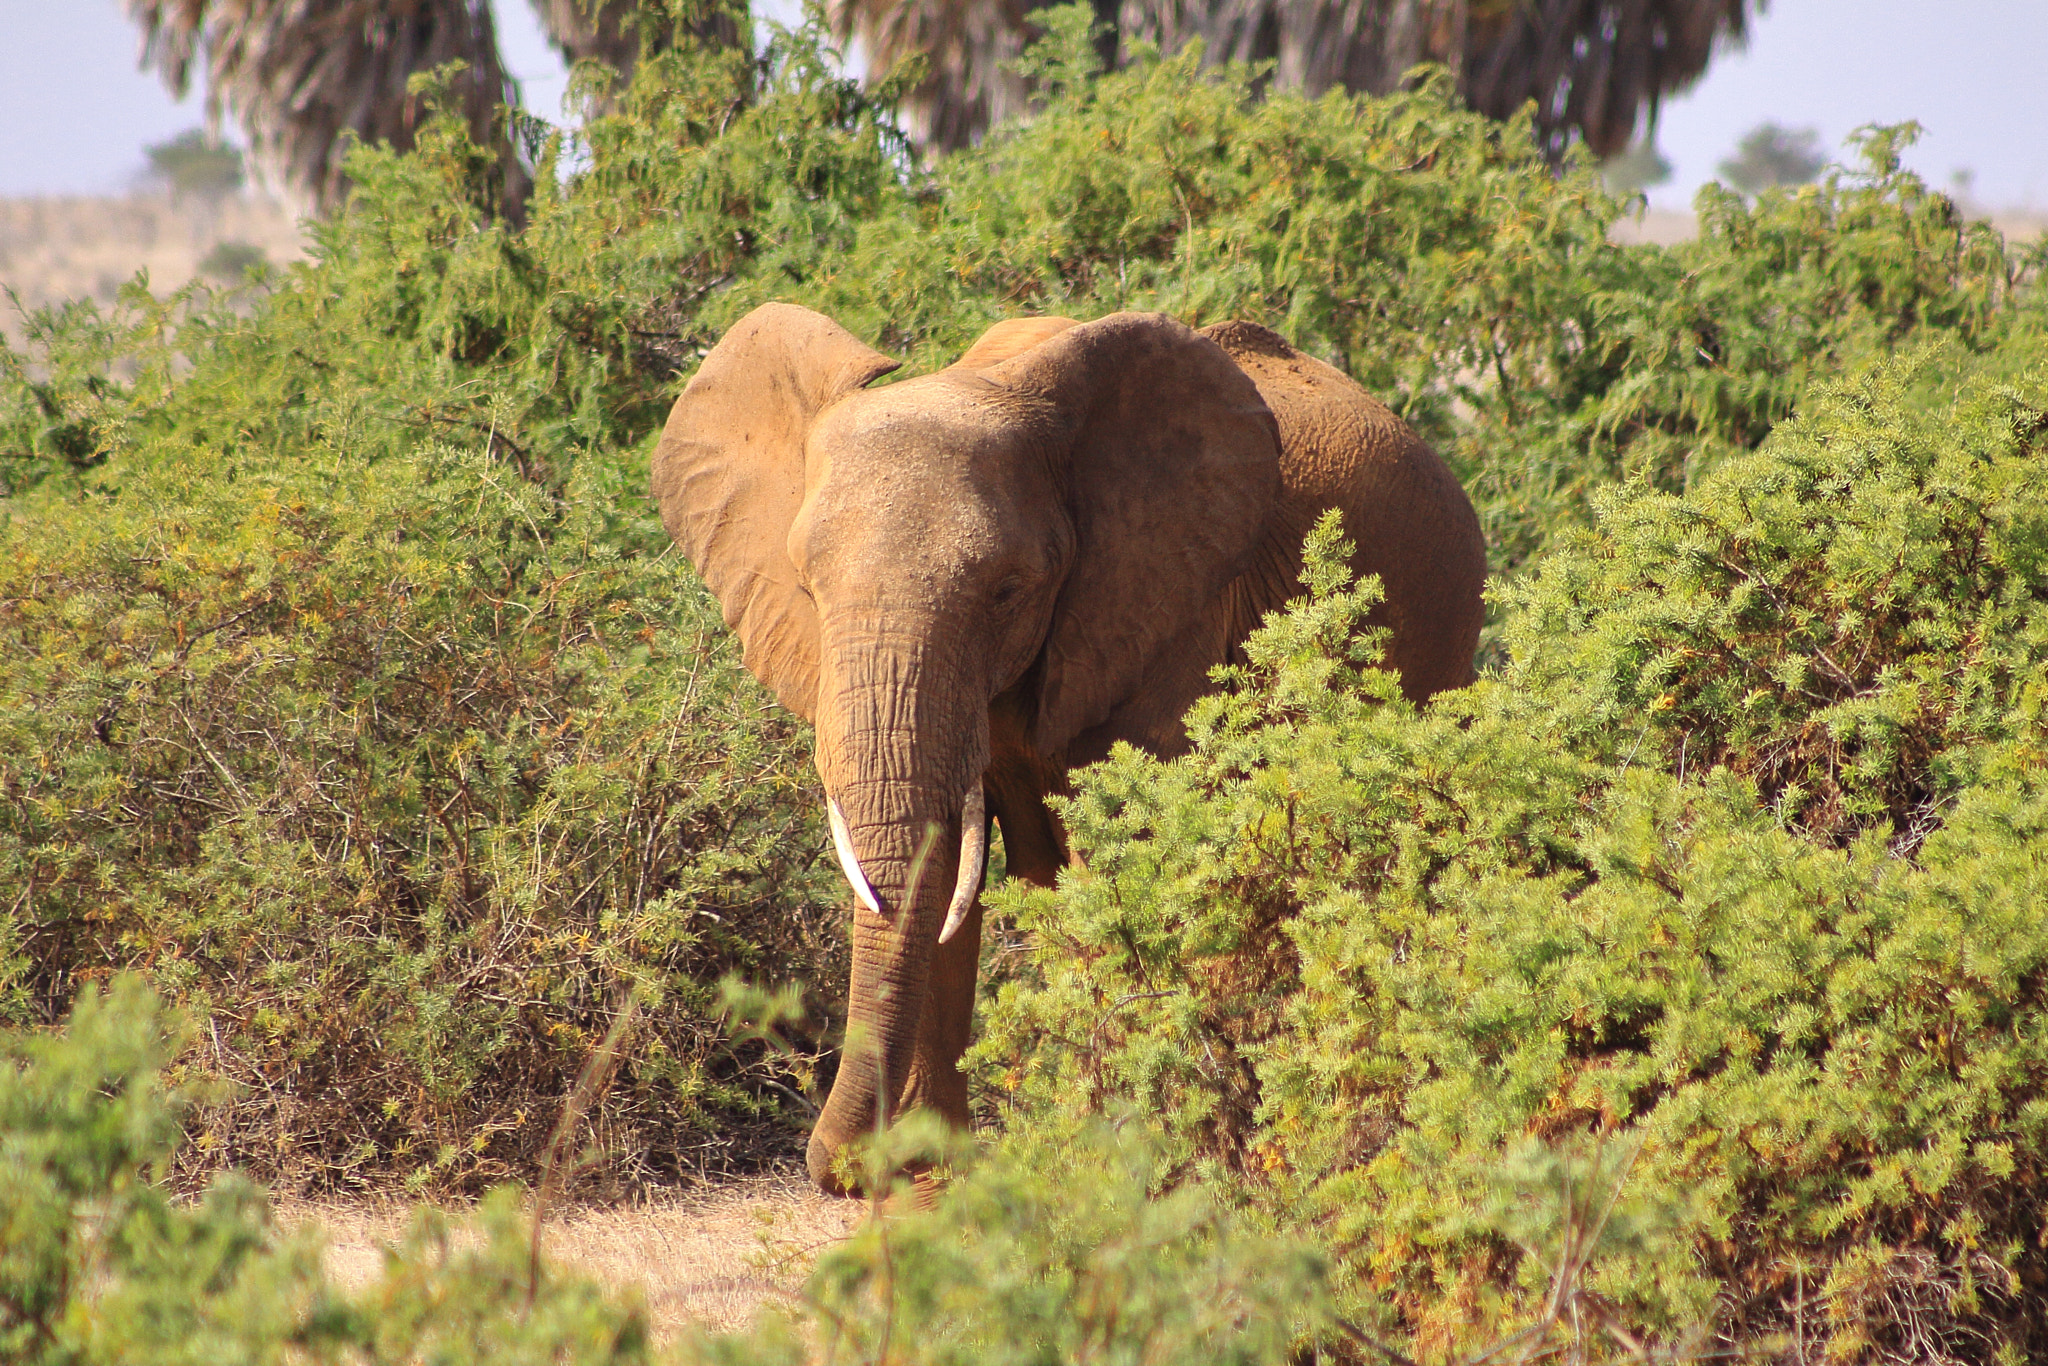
938, 785, 988, 945
828, 797, 882, 914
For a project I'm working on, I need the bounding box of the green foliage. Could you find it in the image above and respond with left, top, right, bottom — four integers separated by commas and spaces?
688, 1114, 1324, 1366
0, 283, 197, 500
0, 11, 918, 1188
1574, 125, 2018, 518
6, 978, 1320, 1366
0, 427, 839, 1187
880, 26, 2017, 572
976, 352, 2048, 1359
1507, 347, 2048, 846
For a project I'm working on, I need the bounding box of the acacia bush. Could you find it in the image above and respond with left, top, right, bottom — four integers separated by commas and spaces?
976, 349, 2048, 1360
1507, 346, 2048, 847
0, 424, 842, 1189
2, 980, 1313, 1366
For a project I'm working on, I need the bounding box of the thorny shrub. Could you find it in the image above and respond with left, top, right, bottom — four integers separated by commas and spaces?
1507, 347, 2048, 848
978, 351, 2048, 1361
3, 980, 1319, 1366
0, 433, 842, 1190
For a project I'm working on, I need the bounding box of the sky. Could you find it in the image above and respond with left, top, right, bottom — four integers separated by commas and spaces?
0, 0, 2041, 209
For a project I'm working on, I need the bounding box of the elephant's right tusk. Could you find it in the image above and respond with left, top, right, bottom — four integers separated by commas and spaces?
828, 797, 882, 915
938, 785, 987, 946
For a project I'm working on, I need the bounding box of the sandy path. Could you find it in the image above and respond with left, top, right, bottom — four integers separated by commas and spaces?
279, 1172, 863, 1340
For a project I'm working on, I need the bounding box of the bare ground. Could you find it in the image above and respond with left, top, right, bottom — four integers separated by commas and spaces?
280, 1171, 863, 1342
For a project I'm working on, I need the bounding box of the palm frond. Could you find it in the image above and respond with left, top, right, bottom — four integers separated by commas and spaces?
839, 0, 1756, 155
126, 0, 528, 213
829, 0, 1035, 149
524, 0, 741, 106
1461, 0, 1754, 158
527, 0, 649, 74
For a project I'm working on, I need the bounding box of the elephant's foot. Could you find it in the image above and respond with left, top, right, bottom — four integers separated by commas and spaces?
805, 1120, 948, 1198
805, 1069, 970, 1198
806, 1125, 862, 1196
804, 1132, 947, 1211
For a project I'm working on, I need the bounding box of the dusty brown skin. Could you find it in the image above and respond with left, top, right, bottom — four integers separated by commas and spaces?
651, 304, 1485, 1192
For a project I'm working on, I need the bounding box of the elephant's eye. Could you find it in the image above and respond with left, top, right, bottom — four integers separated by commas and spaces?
992, 574, 1026, 610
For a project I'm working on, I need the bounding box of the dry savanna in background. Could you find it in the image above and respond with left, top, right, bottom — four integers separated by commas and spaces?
0, 192, 303, 340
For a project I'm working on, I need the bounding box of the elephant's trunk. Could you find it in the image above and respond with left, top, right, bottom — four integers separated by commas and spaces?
806, 620, 989, 1193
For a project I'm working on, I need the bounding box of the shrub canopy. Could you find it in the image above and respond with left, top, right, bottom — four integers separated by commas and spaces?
979, 351, 2048, 1359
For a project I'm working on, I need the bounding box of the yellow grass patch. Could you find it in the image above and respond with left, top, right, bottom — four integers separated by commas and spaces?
280, 1172, 862, 1341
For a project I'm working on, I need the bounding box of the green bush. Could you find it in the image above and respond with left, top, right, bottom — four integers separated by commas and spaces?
977, 350, 2048, 1359
0, 19, 911, 1189
0, 976, 655, 1364
4, 979, 1318, 1366
835, 14, 2026, 571
0, 427, 840, 1189
683, 1111, 1326, 1366
1507, 344, 2048, 846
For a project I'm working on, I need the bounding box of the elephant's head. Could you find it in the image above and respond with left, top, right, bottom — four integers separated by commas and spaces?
651, 304, 1281, 1188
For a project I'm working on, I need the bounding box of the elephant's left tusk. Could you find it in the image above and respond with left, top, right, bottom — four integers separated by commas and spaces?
938, 785, 987, 945
829, 797, 882, 914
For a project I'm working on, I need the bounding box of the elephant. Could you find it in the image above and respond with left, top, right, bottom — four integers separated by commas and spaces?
651, 303, 1486, 1192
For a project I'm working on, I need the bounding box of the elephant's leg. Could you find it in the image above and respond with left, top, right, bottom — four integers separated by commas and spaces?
987, 685, 1069, 889
989, 786, 1067, 888
899, 897, 981, 1127
895, 784, 1061, 1126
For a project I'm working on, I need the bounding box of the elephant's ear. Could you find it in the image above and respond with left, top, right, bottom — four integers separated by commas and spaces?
949, 316, 1078, 372
651, 303, 899, 719
987, 312, 1282, 760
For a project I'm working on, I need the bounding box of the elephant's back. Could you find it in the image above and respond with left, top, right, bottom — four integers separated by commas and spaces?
1200, 321, 1487, 702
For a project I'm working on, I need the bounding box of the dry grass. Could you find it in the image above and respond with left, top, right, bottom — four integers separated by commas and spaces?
1610, 203, 2048, 247
0, 193, 306, 337
1608, 208, 1703, 246
281, 1171, 863, 1341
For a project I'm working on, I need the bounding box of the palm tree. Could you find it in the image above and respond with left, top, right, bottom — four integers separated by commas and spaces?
127, 0, 1756, 213
522, 0, 740, 102
123, 1, 732, 215
826, 0, 1040, 151
838, 0, 1761, 158
126, 0, 530, 213
1458, 0, 1756, 159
